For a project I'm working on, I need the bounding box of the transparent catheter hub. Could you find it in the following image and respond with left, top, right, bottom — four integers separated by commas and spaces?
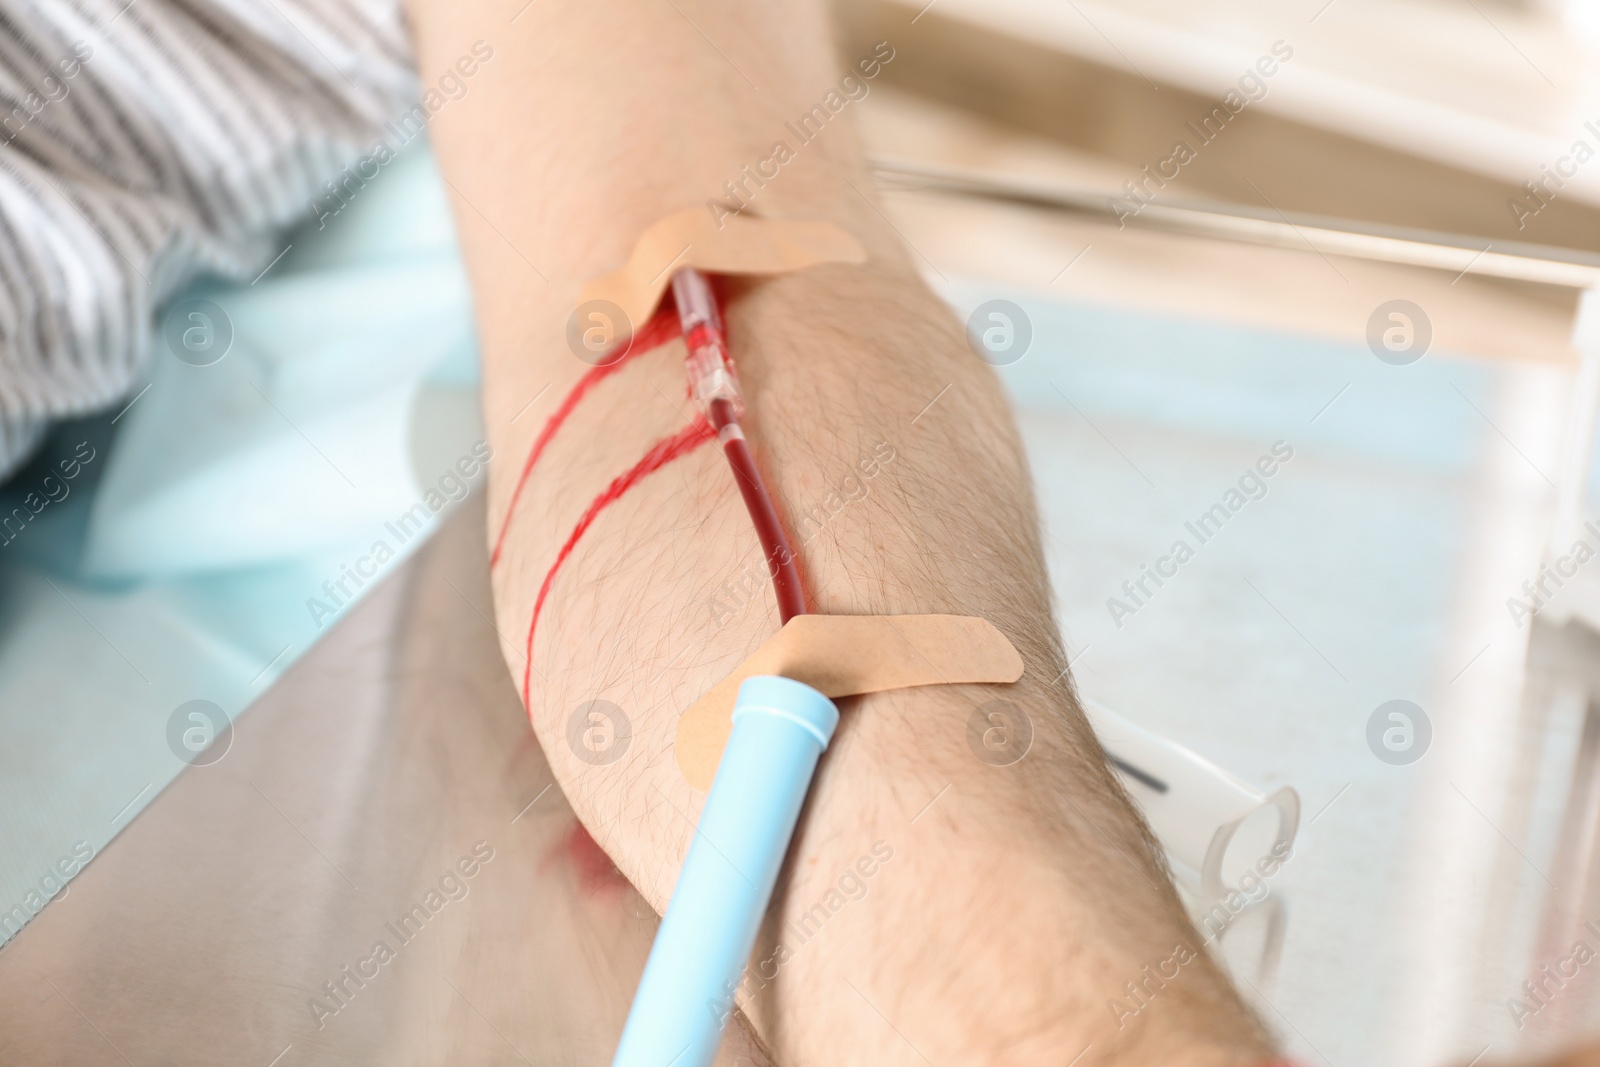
670, 265, 807, 622
671, 266, 742, 420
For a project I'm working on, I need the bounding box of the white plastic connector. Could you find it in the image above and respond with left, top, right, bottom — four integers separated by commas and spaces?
685, 343, 741, 413
672, 267, 743, 419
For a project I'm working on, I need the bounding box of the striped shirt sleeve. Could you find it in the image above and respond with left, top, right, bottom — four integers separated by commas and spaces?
0, 0, 419, 477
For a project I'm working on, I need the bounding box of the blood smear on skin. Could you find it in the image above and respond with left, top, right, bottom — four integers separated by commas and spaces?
548, 821, 632, 894
490, 307, 681, 568
521, 416, 716, 705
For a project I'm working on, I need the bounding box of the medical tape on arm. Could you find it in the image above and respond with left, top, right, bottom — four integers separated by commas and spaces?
579, 207, 867, 332
675, 614, 1024, 790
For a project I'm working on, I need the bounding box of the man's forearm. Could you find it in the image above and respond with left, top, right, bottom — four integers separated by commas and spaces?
408, 1, 1273, 1062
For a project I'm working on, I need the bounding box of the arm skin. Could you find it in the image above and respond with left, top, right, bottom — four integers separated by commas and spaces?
406, 1, 1275, 1063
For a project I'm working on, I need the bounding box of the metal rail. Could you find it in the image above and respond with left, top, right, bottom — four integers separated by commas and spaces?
870, 156, 1600, 290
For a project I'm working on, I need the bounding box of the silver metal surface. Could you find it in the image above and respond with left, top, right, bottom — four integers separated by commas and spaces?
871, 156, 1600, 289
0, 504, 764, 1066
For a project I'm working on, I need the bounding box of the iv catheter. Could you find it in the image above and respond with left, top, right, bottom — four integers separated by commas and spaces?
609, 268, 825, 1067
669, 266, 807, 623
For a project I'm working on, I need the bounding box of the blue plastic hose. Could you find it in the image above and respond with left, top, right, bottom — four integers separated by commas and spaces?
610, 675, 839, 1067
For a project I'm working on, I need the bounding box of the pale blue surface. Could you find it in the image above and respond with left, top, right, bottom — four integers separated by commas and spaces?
0, 145, 481, 943
611, 676, 839, 1067
938, 279, 1573, 1067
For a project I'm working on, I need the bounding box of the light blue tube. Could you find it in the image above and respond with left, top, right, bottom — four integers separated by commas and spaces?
611, 675, 839, 1067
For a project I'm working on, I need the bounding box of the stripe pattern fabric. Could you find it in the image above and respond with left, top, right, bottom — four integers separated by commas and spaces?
0, 0, 417, 477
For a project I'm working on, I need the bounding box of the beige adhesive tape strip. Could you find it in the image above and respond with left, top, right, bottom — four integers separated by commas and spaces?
580, 209, 867, 332
675, 614, 1024, 790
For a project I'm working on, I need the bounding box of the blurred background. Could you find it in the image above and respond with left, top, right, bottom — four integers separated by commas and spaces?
5, 1, 1600, 1064
828, 2, 1600, 1064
